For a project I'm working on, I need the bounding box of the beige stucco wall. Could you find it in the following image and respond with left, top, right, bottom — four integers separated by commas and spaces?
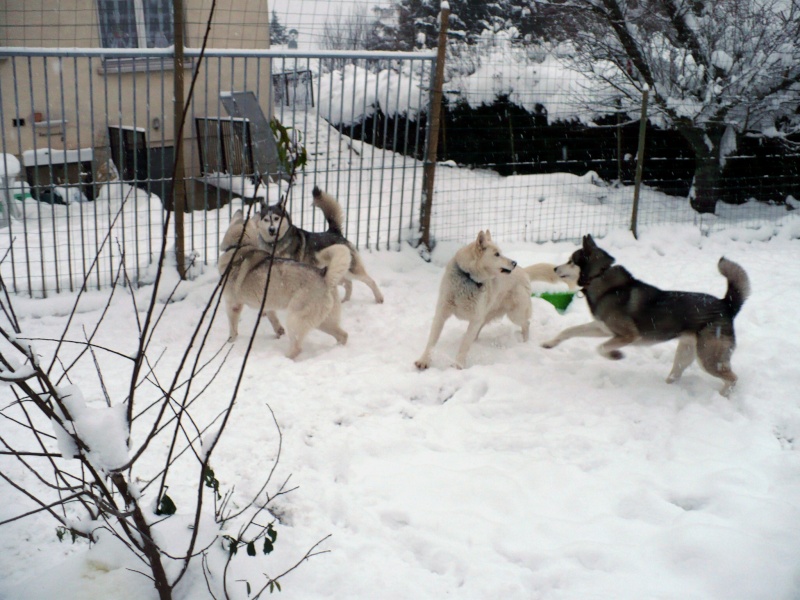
0, 0, 273, 171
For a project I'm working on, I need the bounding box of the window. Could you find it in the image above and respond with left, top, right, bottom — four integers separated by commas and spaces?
97, 0, 174, 49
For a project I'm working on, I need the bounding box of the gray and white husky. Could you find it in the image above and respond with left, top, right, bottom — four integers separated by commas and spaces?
257, 186, 384, 303
415, 230, 532, 370
542, 234, 750, 396
219, 209, 350, 359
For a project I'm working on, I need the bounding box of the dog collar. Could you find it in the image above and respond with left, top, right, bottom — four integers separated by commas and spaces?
457, 266, 483, 288
581, 263, 611, 287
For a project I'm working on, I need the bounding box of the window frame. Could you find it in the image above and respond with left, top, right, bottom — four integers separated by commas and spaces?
96, 0, 188, 73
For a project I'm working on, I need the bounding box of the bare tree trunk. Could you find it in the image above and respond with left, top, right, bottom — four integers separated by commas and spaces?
677, 123, 724, 214
690, 156, 722, 214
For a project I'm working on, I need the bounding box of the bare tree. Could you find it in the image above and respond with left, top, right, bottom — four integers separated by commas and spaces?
321, 5, 374, 52
551, 0, 800, 212
0, 13, 324, 593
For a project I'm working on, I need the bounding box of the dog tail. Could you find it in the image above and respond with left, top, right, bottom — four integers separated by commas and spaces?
317, 245, 351, 288
719, 257, 750, 316
523, 263, 577, 289
312, 186, 344, 236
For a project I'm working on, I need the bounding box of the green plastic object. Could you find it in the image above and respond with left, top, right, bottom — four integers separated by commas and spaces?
534, 291, 576, 314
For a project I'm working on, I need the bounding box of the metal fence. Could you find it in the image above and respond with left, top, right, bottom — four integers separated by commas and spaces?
0, 47, 436, 296
1, 45, 798, 297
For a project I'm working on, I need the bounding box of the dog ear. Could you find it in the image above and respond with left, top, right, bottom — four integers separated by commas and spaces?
476, 230, 488, 249
231, 209, 243, 224
583, 234, 597, 250
485, 230, 492, 241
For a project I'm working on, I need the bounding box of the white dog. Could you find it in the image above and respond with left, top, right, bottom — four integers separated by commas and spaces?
415, 230, 532, 370
219, 210, 350, 359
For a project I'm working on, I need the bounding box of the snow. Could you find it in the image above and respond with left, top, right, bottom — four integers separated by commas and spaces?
197, 172, 276, 200
57, 385, 130, 472
0, 153, 21, 178
1, 167, 800, 599
2, 37, 800, 600
21, 147, 94, 167
711, 50, 734, 72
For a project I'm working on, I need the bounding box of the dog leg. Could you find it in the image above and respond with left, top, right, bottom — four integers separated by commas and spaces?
226, 302, 243, 342
341, 279, 353, 302
284, 316, 313, 360
597, 333, 638, 360
696, 334, 738, 396
349, 256, 384, 303
519, 320, 530, 342
541, 321, 609, 349
262, 310, 285, 338
415, 309, 450, 370
667, 335, 696, 384
453, 320, 483, 369
318, 315, 348, 345
508, 296, 532, 342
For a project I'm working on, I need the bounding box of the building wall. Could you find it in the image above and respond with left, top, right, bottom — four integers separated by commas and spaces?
0, 0, 273, 167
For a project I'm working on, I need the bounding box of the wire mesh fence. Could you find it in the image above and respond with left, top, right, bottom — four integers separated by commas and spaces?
0, 47, 435, 296
1, 1, 798, 297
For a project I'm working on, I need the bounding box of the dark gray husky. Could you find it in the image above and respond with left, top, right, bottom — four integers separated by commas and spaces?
542, 235, 750, 396
257, 186, 384, 303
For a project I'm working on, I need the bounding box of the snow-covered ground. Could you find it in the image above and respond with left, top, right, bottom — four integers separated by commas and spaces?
1, 169, 800, 599
2, 45, 800, 598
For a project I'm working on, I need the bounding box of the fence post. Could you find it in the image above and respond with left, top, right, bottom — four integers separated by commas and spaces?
172, 0, 188, 279
630, 88, 649, 239
418, 5, 449, 253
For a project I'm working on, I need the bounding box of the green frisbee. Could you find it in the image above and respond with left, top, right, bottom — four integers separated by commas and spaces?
533, 291, 576, 314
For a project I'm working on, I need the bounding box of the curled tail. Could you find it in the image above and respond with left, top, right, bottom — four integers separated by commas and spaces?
312, 186, 344, 236
524, 262, 578, 290
317, 245, 352, 288
718, 257, 750, 316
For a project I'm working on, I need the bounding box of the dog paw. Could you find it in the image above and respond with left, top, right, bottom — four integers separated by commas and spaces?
665, 374, 679, 384
275, 327, 285, 338
414, 359, 430, 371
227, 335, 238, 343
541, 340, 557, 349
607, 350, 624, 360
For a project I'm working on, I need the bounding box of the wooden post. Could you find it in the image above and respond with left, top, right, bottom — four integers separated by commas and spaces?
616, 100, 622, 183
172, 0, 188, 278
630, 88, 648, 239
418, 5, 449, 253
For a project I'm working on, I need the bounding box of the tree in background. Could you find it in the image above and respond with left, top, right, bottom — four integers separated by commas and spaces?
270, 9, 289, 46
549, 0, 800, 213
321, 4, 373, 52
388, 0, 573, 49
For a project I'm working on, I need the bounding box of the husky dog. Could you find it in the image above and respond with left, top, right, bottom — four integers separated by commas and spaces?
415, 230, 532, 370
219, 210, 350, 359
524, 262, 578, 289
257, 186, 384, 303
542, 234, 750, 396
